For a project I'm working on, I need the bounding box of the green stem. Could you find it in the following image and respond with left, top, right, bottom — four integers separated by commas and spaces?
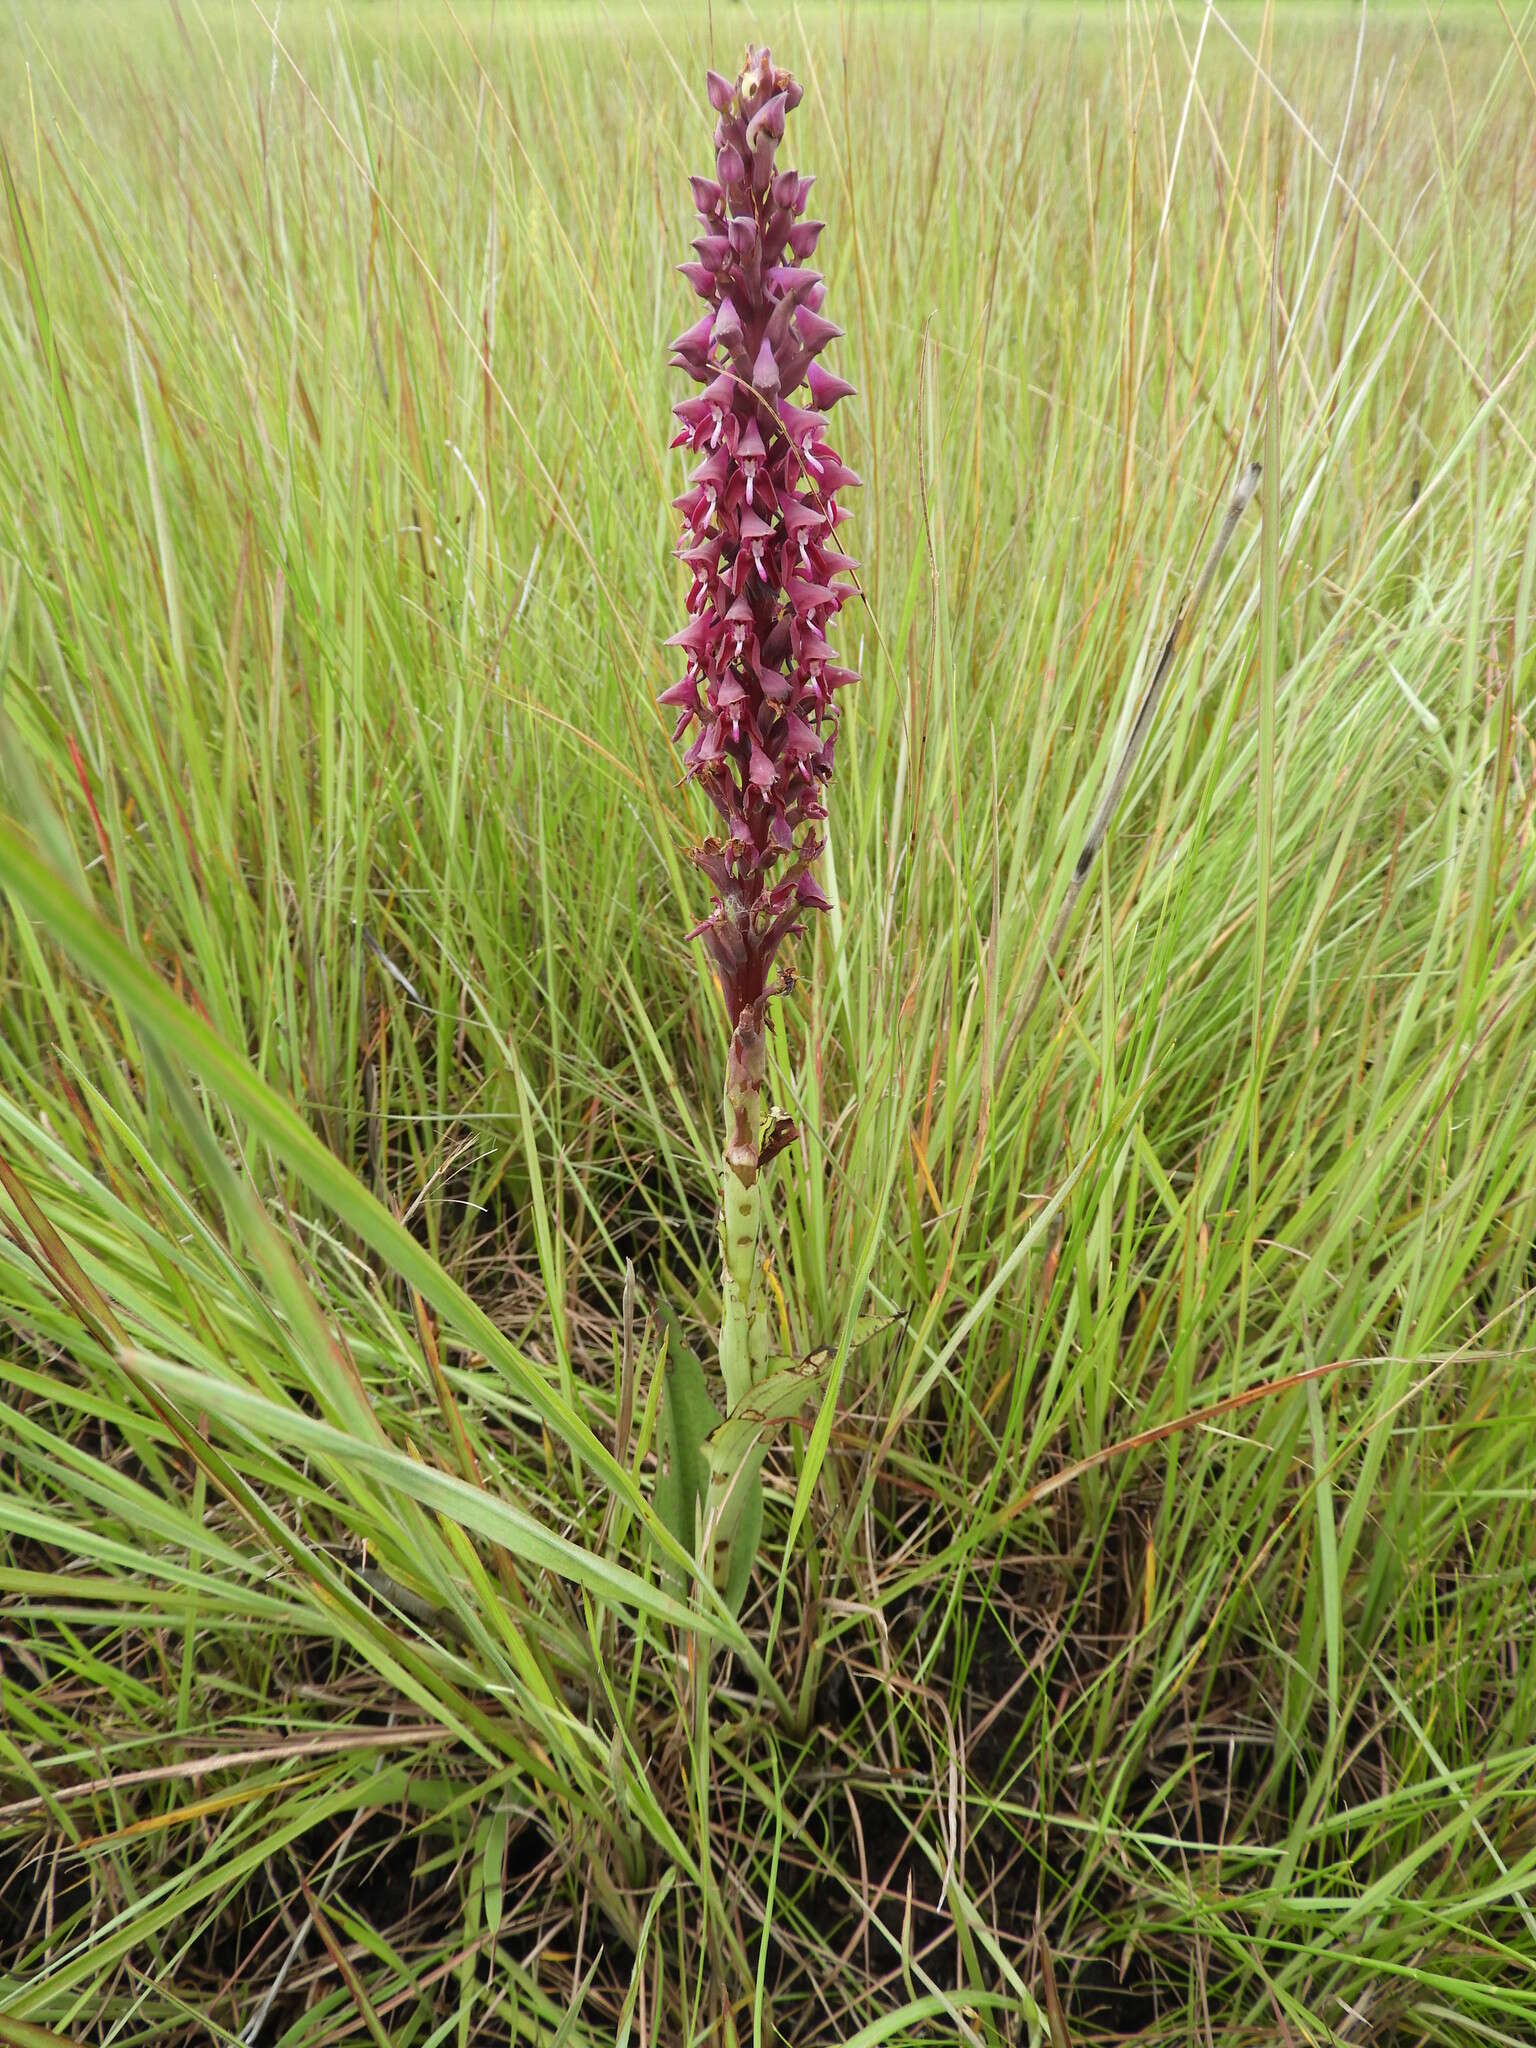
707, 1029, 772, 1587
719, 1081, 767, 1411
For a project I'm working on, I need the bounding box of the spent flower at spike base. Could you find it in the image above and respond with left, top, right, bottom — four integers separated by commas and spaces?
663, 46, 859, 1574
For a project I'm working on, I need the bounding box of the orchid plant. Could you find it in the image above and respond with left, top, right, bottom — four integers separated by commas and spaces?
661, 46, 858, 1593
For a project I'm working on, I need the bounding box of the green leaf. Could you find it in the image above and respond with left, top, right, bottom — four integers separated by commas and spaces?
479, 1801, 511, 1943
704, 1352, 830, 1483
722, 1477, 763, 1618
652, 1306, 720, 1561
705, 1353, 830, 1613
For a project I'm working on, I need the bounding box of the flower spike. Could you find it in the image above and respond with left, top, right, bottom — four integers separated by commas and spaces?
660, 46, 859, 1591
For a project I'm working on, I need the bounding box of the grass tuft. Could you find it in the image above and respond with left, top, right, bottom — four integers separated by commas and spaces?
2, 3, 1535, 2042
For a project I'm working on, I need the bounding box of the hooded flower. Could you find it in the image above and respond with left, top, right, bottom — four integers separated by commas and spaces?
664, 46, 859, 1084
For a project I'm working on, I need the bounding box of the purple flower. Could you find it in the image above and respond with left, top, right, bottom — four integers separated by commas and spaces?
665, 46, 859, 1104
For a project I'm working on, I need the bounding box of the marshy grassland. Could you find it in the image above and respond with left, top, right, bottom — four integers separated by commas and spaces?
2, 2, 1535, 2042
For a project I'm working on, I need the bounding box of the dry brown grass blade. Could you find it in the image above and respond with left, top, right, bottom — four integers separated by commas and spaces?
0, 1727, 452, 1827
995, 1354, 1356, 1525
